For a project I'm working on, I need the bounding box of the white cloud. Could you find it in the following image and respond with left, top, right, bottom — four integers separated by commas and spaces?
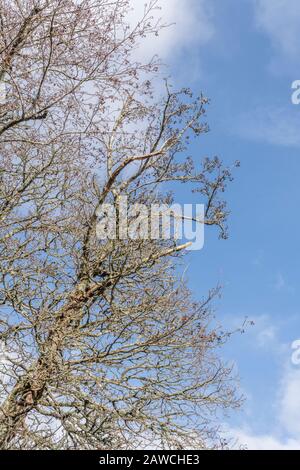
274, 271, 295, 293
128, 0, 214, 63
255, 0, 300, 59
225, 313, 281, 351
275, 272, 286, 291
279, 367, 300, 436
247, 314, 280, 350
256, 324, 278, 348
254, 0, 300, 73
229, 427, 300, 450
232, 106, 300, 148
223, 312, 300, 449
229, 360, 300, 449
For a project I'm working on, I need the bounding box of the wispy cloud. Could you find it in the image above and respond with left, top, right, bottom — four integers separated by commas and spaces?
249, 314, 282, 351
274, 271, 295, 293
128, 0, 215, 80
230, 426, 300, 450
225, 312, 300, 450
254, 0, 300, 73
230, 365, 300, 449
231, 105, 300, 148
130, 0, 214, 57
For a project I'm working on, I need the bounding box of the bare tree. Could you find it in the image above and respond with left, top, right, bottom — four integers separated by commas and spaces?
0, 0, 240, 450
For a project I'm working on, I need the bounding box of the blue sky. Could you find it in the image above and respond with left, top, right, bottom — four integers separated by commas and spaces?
133, 0, 300, 449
